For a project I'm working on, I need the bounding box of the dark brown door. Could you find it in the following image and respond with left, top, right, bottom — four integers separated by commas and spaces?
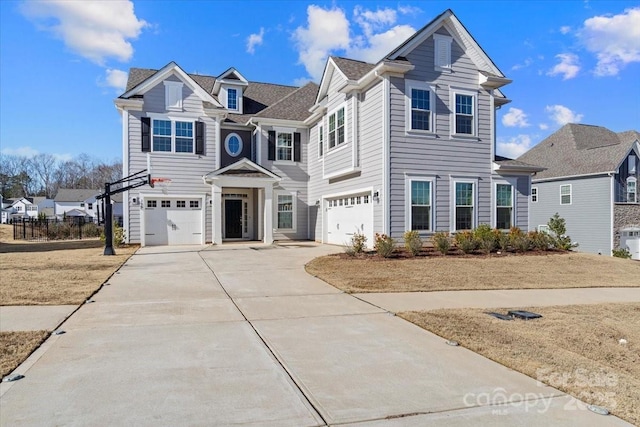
225, 200, 242, 238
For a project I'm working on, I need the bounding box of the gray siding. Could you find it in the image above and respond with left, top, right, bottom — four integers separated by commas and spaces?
322, 70, 355, 177
388, 28, 494, 239
126, 75, 217, 244
308, 79, 385, 242
530, 176, 612, 255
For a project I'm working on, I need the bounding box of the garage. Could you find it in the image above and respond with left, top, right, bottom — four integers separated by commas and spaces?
144, 198, 203, 246
620, 227, 640, 260
326, 193, 373, 247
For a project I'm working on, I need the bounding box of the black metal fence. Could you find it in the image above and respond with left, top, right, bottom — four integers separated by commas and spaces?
12, 218, 103, 241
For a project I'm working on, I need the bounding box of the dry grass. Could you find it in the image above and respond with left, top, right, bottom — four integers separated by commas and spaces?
399, 303, 640, 425
0, 331, 49, 377
0, 225, 137, 305
306, 252, 640, 293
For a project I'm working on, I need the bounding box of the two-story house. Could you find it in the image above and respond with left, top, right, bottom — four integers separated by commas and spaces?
54, 189, 101, 221
115, 9, 542, 247
518, 123, 640, 258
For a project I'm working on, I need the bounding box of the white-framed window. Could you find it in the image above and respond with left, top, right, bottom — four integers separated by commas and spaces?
80, 203, 85, 208
276, 131, 293, 161
190, 200, 199, 208
450, 89, 476, 137
224, 133, 243, 157
87, 203, 93, 210
161, 200, 170, 208
531, 187, 538, 203
328, 106, 345, 149
227, 88, 237, 110
176, 200, 186, 208
152, 119, 194, 153
453, 180, 476, 231
405, 80, 436, 133
538, 225, 550, 233
434, 34, 452, 71
629, 155, 637, 174
495, 183, 513, 230
408, 180, 432, 231
164, 81, 183, 111
318, 125, 324, 158
147, 200, 157, 208
276, 192, 295, 230
560, 184, 571, 205
627, 177, 637, 203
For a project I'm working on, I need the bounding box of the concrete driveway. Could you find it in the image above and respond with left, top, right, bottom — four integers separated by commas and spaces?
0, 243, 631, 426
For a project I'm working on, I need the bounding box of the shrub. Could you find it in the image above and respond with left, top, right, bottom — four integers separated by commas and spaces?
345, 232, 367, 256
454, 231, 477, 254
374, 233, 395, 258
493, 229, 510, 252
432, 232, 451, 255
403, 230, 423, 256
508, 227, 530, 253
547, 213, 578, 250
100, 222, 126, 247
612, 247, 632, 259
528, 230, 552, 251
83, 222, 103, 238
474, 224, 496, 254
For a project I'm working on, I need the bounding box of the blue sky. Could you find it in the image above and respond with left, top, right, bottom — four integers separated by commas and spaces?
1, 1, 639, 162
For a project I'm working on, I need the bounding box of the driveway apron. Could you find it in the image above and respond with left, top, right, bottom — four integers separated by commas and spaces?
1, 243, 632, 426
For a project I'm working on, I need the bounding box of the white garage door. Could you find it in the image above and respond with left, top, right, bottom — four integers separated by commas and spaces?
326, 193, 373, 246
144, 198, 203, 246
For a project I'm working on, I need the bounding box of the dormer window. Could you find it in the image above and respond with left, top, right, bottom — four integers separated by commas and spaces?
629, 155, 637, 174
164, 81, 183, 111
227, 88, 238, 110
434, 34, 452, 71
627, 177, 637, 203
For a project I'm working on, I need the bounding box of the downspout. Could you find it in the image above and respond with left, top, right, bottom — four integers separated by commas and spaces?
609, 172, 615, 255
376, 71, 391, 236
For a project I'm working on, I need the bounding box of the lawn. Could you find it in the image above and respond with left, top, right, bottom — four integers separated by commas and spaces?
0, 224, 136, 378
399, 303, 640, 425
0, 225, 137, 305
305, 252, 640, 293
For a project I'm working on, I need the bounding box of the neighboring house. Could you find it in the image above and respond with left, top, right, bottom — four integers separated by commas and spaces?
115, 9, 542, 247
54, 189, 100, 221
518, 124, 640, 258
1, 199, 14, 223
111, 193, 124, 226
9, 198, 38, 220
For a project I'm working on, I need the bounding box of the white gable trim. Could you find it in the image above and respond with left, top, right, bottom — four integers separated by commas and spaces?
613, 140, 640, 173
315, 57, 349, 104
203, 158, 281, 181
388, 10, 504, 78
122, 62, 223, 108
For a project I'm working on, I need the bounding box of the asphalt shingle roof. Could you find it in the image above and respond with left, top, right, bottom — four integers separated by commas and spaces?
253, 82, 319, 122
225, 82, 298, 124
517, 124, 639, 180
331, 56, 376, 80
54, 189, 101, 202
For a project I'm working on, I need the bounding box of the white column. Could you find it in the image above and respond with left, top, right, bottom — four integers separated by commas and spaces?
264, 184, 274, 245
212, 183, 223, 245
257, 188, 264, 241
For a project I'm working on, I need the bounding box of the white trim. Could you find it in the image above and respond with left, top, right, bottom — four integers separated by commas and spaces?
274, 190, 297, 232
224, 133, 243, 157
383, 76, 390, 235
122, 109, 130, 243
352, 95, 358, 168
560, 184, 572, 205
327, 103, 347, 150
449, 87, 478, 138
626, 176, 637, 203
405, 80, 437, 134
322, 167, 361, 181
204, 158, 281, 181
450, 177, 478, 232
164, 81, 184, 111
318, 123, 324, 159
531, 186, 538, 203
139, 193, 206, 247
532, 171, 613, 183
275, 129, 294, 162
405, 176, 435, 232
610, 174, 614, 255
433, 33, 452, 72
493, 180, 516, 230
149, 117, 196, 154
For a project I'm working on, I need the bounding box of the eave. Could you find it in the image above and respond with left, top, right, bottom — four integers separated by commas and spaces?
480, 74, 512, 89
114, 98, 144, 112
245, 117, 307, 128
338, 61, 415, 94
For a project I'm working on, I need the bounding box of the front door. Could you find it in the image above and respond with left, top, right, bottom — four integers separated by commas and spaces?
224, 199, 242, 238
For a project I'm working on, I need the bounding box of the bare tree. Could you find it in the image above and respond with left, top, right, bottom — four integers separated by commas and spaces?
29, 153, 58, 198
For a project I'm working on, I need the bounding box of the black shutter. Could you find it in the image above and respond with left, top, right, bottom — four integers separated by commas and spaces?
294, 132, 301, 162
268, 130, 276, 161
195, 121, 204, 155
141, 117, 151, 152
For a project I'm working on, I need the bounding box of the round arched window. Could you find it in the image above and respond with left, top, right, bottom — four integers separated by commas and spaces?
225, 133, 243, 157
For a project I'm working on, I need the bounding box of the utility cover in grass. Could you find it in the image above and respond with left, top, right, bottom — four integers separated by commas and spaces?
508, 310, 543, 320
485, 312, 513, 321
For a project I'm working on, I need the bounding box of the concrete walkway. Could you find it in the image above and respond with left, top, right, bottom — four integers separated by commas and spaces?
0, 243, 632, 426
0, 305, 76, 332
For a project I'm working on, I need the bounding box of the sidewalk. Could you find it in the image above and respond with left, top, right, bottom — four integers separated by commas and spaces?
0, 244, 632, 426
0, 305, 76, 332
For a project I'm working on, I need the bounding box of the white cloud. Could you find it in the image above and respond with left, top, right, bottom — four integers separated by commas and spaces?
497, 135, 534, 159
560, 26, 571, 34
0, 146, 72, 161
292, 5, 350, 81
547, 53, 581, 79
292, 5, 416, 81
545, 105, 584, 126
293, 77, 313, 87
398, 5, 422, 16
579, 7, 640, 76
348, 25, 415, 64
20, 0, 147, 65
539, 123, 549, 130
511, 57, 533, 71
246, 27, 265, 54
502, 108, 530, 128
104, 69, 128, 92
